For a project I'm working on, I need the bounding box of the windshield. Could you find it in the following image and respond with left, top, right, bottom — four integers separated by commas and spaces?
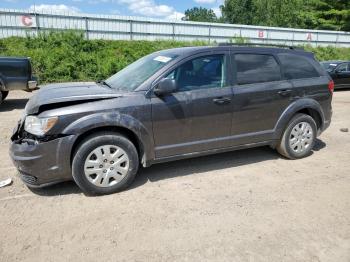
105, 52, 178, 91
321, 62, 338, 72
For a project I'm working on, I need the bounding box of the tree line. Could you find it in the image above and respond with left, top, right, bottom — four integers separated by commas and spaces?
184, 0, 350, 31
1, 32, 349, 84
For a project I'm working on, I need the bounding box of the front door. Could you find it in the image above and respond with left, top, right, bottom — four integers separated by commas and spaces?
151, 53, 233, 158
334, 63, 350, 88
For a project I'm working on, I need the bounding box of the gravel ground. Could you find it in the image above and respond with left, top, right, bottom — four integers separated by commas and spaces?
0, 90, 349, 262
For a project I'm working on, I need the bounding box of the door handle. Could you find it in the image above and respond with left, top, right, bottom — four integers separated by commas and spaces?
278, 90, 292, 97
213, 97, 231, 105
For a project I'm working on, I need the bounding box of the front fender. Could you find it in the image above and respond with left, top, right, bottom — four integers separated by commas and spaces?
61, 112, 154, 164
273, 98, 325, 140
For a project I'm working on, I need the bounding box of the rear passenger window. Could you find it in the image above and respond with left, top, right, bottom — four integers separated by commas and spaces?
278, 53, 320, 79
234, 54, 281, 85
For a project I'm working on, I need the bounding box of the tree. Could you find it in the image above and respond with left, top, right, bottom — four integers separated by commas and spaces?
301, 0, 350, 31
219, 0, 350, 31
184, 7, 218, 23
221, 0, 304, 27
220, 0, 255, 25
253, 0, 305, 27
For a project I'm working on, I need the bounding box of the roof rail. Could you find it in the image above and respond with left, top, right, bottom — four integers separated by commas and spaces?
217, 43, 304, 50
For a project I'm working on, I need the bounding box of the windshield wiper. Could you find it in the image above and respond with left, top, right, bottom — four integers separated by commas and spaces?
97, 80, 112, 89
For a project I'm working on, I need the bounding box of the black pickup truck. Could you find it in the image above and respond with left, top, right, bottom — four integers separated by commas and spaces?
0, 57, 37, 104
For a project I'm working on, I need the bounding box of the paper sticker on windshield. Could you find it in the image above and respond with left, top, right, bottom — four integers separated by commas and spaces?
330, 64, 337, 66
153, 56, 172, 63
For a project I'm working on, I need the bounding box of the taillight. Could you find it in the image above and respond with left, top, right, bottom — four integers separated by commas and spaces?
328, 80, 334, 93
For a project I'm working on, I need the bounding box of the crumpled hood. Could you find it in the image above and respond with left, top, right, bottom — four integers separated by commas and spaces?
25, 82, 123, 114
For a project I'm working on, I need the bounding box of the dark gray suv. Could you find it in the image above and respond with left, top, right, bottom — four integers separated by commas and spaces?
10, 45, 333, 195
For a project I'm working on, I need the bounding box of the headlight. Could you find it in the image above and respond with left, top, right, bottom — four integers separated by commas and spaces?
24, 116, 58, 136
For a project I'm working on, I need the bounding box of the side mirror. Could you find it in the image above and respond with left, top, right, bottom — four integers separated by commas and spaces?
154, 79, 177, 96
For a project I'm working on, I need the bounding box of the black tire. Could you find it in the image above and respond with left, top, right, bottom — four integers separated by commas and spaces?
72, 132, 139, 195
277, 113, 317, 159
1, 91, 9, 100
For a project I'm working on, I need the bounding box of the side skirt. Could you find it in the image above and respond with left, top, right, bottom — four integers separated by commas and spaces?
145, 140, 276, 167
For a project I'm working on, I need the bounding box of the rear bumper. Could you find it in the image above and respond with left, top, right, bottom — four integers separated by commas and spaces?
318, 119, 331, 136
0, 76, 38, 92
27, 80, 37, 90
323, 119, 331, 131
318, 106, 332, 136
9, 135, 76, 187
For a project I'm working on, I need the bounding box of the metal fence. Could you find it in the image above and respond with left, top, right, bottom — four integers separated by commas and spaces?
1, 8, 350, 47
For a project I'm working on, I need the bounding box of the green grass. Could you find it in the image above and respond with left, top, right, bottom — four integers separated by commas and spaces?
0, 31, 349, 84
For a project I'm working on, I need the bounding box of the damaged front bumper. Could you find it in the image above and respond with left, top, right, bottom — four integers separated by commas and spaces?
9, 130, 76, 188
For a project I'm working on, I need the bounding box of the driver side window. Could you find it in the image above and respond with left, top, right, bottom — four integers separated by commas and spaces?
166, 54, 227, 92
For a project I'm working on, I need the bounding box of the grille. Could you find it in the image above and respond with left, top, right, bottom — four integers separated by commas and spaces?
20, 172, 38, 185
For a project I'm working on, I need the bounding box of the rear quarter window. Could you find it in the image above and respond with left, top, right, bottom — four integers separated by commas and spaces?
234, 54, 281, 85
278, 53, 320, 80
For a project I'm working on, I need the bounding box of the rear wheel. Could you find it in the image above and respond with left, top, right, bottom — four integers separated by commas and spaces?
0, 91, 9, 104
277, 113, 317, 159
72, 132, 139, 195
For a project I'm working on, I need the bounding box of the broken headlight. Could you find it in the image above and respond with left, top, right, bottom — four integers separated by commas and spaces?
24, 116, 58, 137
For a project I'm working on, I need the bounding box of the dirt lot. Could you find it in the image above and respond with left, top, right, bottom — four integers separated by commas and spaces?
0, 90, 349, 262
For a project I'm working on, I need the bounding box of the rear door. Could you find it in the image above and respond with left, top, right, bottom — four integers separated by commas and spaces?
229, 52, 294, 145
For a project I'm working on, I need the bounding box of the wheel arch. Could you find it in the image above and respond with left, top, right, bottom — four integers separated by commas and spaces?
273, 98, 325, 140
64, 112, 154, 167
295, 108, 322, 130
0, 76, 6, 91
71, 125, 144, 161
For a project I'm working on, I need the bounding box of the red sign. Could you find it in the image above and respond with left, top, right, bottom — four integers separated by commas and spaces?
258, 30, 264, 38
21, 15, 33, 27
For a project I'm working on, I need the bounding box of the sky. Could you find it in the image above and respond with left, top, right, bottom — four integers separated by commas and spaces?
1, 0, 223, 20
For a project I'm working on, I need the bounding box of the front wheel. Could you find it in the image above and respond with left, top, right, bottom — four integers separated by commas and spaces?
277, 113, 317, 159
72, 132, 139, 195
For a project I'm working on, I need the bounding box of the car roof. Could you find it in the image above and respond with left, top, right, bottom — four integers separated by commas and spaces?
157, 45, 314, 58
321, 60, 348, 64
